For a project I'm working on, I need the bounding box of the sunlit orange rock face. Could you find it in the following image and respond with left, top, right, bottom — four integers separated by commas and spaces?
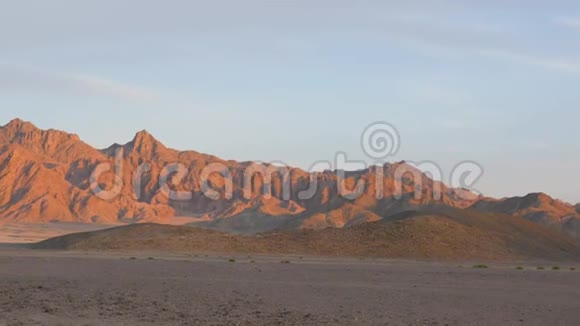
0, 118, 578, 237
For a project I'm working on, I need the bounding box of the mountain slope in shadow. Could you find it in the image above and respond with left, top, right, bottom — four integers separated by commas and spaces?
34, 207, 580, 261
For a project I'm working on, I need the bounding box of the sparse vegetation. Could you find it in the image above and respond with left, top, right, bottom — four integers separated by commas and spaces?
281, 260, 291, 264
148, 257, 155, 260
129, 257, 137, 260
473, 264, 488, 269
228, 259, 236, 263
537, 266, 545, 270
552, 266, 560, 271
516, 266, 524, 270
571, 267, 576, 271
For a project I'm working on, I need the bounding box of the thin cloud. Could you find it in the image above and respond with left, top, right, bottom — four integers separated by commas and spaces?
0, 64, 157, 102
70, 74, 156, 102
414, 85, 474, 105
479, 49, 580, 73
435, 118, 475, 130
555, 17, 580, 29
380, 16, 580, 74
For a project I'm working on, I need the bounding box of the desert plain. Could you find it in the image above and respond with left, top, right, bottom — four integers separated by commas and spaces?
0, 247, 579, 326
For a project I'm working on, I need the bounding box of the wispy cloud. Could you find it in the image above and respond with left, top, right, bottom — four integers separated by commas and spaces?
69, 74, 156, 102
414, 85, 474, 105
555, 17, 580, 29
479, 49, 580, 73
433, 118, 475, 130
380, 16, 580, 74
0, 64, 157, 102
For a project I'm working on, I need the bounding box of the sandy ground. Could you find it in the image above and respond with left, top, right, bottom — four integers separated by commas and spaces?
0, 250, 578, 325
0, 219, 199, 244
0, 223, 116, 244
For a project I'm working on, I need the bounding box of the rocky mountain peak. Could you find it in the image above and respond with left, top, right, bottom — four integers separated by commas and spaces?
122, 129, 172, 160
3, 118, 39, 133
0, 118, 99, 162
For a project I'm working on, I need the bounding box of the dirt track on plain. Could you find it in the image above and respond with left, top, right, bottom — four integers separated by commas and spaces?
0, 250, 579, 325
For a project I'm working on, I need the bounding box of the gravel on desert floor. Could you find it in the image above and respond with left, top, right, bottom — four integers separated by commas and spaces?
0, 250, 579, 326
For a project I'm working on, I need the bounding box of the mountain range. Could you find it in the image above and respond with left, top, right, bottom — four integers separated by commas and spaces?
1, 118, 579, 238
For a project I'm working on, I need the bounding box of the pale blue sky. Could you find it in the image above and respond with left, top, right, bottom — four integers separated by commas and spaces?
1, 1, 580, 202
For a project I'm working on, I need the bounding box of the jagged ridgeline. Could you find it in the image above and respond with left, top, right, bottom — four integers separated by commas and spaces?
0, 119, 578, 238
